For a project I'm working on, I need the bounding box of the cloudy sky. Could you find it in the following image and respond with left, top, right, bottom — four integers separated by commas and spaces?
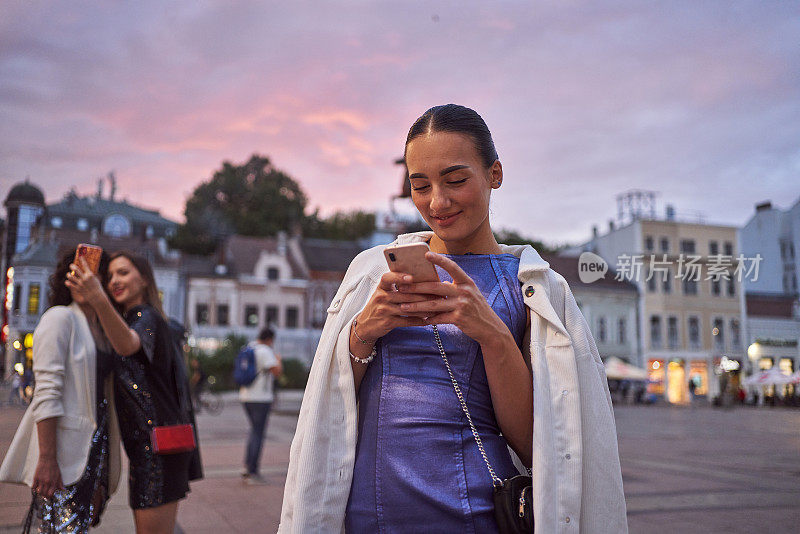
1, 1, 798, 246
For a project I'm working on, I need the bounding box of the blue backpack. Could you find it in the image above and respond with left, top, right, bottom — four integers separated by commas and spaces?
233, 345, 258, 386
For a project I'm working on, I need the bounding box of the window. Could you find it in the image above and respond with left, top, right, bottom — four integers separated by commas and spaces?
244, 305, 258, 327
597, 317, 607, 343
680, 239, 695, 254
712, 318, 724, 350
709, 241, 718, 255
217, 304, 229, 326
265, 305, 278, 326
726, 278, 735, 297
682, 278, 698, 295
77, 218, 89, 231
50, 216, 63, 228
145, 225, 154, 239
645, 236, 654, 252
688, 317, 700, 349
12, 283, 21, 313
667, 316, 679, 350
662, 268, 672, 294
618, 318, 626, 345
286, 306, 299, 328
730, 319, 741, 350
711, 279, 721, 296
267, 267, 279, 281
312, 292, 327, 328
660, 238, 669, 253
102, 214, 132, 238
650, 316, 662, 349
647, 267, 657, 293
27, 283, 40, 316
195, 304, 209, 325
15, 205, 43, 253
724, 241, 733, 256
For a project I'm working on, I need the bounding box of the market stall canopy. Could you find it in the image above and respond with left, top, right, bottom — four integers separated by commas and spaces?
742, 368, 794, 386
604, 357, 649, 381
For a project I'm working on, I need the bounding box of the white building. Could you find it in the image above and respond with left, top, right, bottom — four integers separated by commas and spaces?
740, 198, 800, 379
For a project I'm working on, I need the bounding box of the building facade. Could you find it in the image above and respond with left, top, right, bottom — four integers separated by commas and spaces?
567, 210, 747, 404
2, 180, 183, 376
543, 255, 639, 364
740, 197, 800, 380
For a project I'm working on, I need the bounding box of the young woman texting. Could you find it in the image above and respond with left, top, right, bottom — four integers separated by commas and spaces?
281, 104, 627, 533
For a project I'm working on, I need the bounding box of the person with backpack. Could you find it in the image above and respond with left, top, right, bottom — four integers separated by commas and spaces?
238, 327, 282, 485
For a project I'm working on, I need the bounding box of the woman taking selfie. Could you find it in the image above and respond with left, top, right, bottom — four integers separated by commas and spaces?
66, 251, 200, 534
280, 104, 627, 533
1, 250, 121, 532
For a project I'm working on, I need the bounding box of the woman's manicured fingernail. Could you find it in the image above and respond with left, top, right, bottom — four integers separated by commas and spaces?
403, 275, 412, 282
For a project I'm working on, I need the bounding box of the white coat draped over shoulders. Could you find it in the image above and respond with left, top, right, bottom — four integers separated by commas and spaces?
0, 302, 121, 493
279, 232, 627, 534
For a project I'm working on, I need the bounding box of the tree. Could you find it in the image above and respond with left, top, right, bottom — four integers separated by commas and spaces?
494, 229, 558, 254
170, 155, 308, 254
302, 210, 376, 241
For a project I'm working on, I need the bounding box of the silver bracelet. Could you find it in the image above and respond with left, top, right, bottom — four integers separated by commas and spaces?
352, 317, 375, 345
350, 345, 377, 365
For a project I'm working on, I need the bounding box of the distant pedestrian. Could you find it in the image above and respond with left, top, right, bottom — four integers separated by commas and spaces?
7, 372, 22, 405
20, 364, 34, 404
240, 327, 282, 485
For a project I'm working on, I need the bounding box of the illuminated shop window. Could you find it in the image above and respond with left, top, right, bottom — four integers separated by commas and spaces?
27, 283, 40, 316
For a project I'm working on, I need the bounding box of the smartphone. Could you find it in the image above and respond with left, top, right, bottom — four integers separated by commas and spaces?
74, 244, 103, 274
383, 242, 440, 283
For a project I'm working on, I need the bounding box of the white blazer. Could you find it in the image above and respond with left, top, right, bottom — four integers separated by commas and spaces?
279, 232, 627, 534
0, 302, 121, 492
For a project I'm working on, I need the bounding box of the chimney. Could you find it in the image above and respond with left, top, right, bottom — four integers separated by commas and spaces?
608, 219, 615, 231
96, 179, 104, 200
592, 225, 598, 238
665, 204, 675, 221
277, 231, 287, 255
755, 201, 772, 212
108, 172, 117, 202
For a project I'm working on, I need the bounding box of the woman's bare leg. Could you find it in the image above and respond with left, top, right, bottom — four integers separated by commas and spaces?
133, 501, 179, 534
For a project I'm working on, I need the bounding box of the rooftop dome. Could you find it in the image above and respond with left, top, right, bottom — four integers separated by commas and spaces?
5, 180, 45, 207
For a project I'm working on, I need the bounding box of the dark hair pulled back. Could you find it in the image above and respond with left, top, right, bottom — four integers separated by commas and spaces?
404, 104, 498, 168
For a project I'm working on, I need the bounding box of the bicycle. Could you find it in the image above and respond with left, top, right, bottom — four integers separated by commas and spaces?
195, 389, 223, 415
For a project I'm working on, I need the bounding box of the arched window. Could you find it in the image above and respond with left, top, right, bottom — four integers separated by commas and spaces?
102, 214, 132, 237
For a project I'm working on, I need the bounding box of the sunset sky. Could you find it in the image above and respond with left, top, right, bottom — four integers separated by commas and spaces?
1, 1, 798, 247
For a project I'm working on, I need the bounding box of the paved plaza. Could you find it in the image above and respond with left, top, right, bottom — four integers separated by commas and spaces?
1, 389, 798, 533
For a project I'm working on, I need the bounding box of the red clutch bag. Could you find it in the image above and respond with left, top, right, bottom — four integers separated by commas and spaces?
150, 424, 196, 455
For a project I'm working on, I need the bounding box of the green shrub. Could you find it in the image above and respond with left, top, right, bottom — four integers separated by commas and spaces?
190, 333, 249, 392
279, 358, 309, 390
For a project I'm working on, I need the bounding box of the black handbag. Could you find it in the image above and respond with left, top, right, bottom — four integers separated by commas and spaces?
433, 325, 534, 534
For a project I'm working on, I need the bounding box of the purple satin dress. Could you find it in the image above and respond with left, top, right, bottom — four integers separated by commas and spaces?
345, 253, 528, 533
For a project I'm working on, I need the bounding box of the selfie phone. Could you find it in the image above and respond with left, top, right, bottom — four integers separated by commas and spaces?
74, 243, 103, 274
383, 243, 440, 283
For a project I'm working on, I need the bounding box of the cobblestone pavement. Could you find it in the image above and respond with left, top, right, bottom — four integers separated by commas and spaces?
2, 388, 799, 533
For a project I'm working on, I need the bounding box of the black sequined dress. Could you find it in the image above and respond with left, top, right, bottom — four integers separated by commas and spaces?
113, 304, 192, 509
24, 350, 113, 533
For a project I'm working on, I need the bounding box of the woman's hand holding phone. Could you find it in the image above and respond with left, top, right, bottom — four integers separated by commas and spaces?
354, 271, 436, 342
65, 257, 107, 308
396, 252, 509, 348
